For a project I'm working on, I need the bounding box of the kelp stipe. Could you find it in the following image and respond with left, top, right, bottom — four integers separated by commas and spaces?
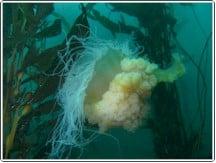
3, 3, 63, 158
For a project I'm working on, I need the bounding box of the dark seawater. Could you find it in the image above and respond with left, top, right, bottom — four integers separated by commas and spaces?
3, 3, 212, 159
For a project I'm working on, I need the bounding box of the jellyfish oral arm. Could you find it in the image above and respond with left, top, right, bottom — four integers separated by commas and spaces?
84, 52, 185, 132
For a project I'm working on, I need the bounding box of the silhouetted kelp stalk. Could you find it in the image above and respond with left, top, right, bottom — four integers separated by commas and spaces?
107, 3, 209, 158
148, 4, 210, 158
139, 4, 188, 158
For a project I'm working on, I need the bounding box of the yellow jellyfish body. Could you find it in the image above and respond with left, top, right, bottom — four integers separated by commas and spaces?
84, 48, 185, 132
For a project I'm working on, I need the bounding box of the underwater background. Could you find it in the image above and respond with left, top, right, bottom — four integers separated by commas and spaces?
3, 3, 212, 159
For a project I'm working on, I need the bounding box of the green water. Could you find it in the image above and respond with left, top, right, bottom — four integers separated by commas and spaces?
3, 3, 212, 159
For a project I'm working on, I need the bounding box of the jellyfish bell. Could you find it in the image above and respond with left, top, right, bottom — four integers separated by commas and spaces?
48, 34, 185, 158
